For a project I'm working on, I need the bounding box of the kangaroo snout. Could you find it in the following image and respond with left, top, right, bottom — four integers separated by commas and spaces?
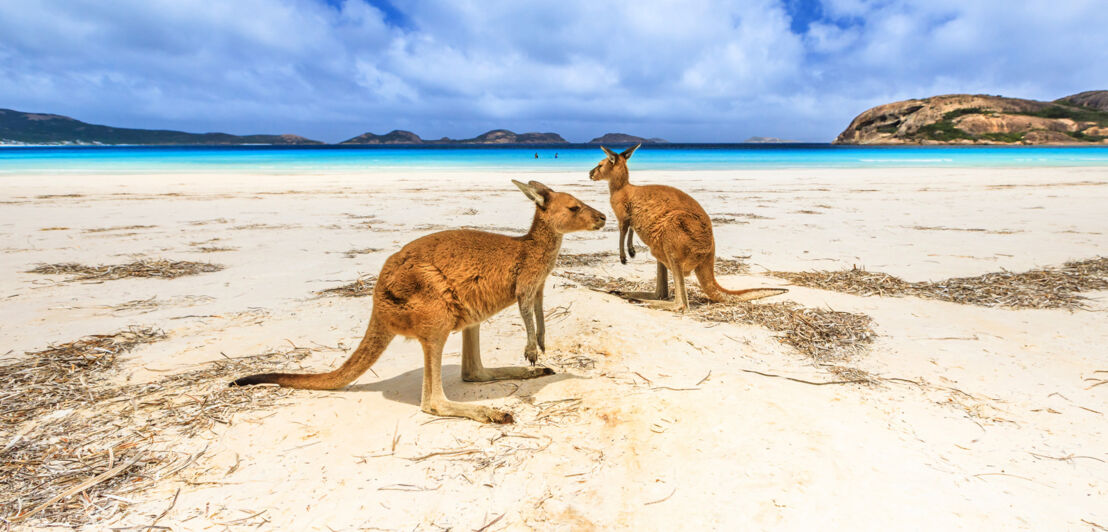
594, 211, 606, 229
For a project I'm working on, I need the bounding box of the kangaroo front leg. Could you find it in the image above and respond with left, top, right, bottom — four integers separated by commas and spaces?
626, 227, 637, 259
462, 324, 552, 382
618, 219, 631, 264
420, 335, 512, 424
518, 296, 540, 365
534, 285, 545, 353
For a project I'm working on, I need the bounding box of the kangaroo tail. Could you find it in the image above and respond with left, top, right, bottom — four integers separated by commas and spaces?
694, 253, 788, 303
231, 314, 395, 390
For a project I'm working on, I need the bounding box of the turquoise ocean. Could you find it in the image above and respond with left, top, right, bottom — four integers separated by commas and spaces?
2, 144, 1108, 174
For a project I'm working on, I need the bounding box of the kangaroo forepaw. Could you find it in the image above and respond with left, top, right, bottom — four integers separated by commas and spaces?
628, 246, 636, 258
620, 255, 627, 265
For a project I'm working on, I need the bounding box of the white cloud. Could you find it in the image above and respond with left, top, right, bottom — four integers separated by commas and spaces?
0, 0, 1105, 142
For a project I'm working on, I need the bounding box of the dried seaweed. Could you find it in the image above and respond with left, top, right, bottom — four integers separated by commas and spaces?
83, 225, 157, 233
317, 275, 378, 298
714, 257, 751, 275
343, 247, 383, 258
710, 216, 750, 225
28, 260, 224, 281
0, 328, 309, 526
770, 257, 1108, 309
690, 296, 875, 361
555, 271, 875, 361
555, 251, 612, 268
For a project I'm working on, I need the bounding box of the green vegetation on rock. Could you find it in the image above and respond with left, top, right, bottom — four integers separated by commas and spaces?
1013, 104, 1108, 127
915, 120, 974, 142
980, 132, 1026, 143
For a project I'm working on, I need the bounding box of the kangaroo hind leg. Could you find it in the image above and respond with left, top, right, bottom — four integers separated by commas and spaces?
647, 255, 688, 312
420, 333, 514, 423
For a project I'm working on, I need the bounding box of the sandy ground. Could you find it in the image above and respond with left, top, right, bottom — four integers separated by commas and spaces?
2, 166, 1107, 530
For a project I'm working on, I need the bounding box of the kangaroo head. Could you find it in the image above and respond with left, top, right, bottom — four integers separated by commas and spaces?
512, 180, 606, 232
588, 144, 640, 182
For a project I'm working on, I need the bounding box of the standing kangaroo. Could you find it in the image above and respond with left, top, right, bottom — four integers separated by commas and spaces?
589, 145, 786, 311
232, 180, 606, 423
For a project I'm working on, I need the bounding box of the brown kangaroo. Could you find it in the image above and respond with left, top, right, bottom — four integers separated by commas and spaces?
589, 145, 786, 311
231, 180, 606, 423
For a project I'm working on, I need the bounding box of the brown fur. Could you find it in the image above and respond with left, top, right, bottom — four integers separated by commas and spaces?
232, 181, 606, 423
589, 145, 786, 311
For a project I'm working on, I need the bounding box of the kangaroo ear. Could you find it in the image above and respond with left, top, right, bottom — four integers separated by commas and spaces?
600, 146, 618, 163
621, 143, 641, 159
512, 179, 546, 208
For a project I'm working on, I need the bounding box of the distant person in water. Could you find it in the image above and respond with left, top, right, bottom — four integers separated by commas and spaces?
534, 153, 539, 159
555, 153, 558, 158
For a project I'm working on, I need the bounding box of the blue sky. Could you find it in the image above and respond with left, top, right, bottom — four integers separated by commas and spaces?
1, 0, 1105, 143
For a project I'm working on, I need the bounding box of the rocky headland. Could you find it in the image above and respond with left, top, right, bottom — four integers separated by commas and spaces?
834, 91, 1108, 145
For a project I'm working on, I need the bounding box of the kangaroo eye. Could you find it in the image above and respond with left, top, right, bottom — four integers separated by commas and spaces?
569, 206, 581, 212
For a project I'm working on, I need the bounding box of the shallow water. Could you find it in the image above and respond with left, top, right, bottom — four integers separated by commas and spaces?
2, 143, 1108, 174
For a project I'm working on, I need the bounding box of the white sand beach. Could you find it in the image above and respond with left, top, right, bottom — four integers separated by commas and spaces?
2, 166, 1107, 530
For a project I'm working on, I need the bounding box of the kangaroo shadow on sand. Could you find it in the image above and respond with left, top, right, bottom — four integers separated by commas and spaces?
346, 364, 575, 407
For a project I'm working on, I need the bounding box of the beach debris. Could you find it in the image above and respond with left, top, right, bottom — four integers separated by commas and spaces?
691, 297, 875, 361
343, 247, 383, 258
713, 257, 751, 275
556, 251, 614, 268
554, 271, 875, 361
110, 295, 216, 314
83, 224, 157, 233
769, 257, 1108, 309
317, 275, 378, 297
194, 245, 237, 253
27, 259, 224, 281
0, 326, 310, 527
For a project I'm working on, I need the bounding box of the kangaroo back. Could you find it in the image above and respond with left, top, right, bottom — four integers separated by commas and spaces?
232, 313, 395, 390
694, 252, 788, 303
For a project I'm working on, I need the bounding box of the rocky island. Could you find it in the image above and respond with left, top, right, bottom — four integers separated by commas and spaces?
834, 91, 1108, 145
744, 136, 800, 143
587, 133, 668, 144
339, 129, 567, 145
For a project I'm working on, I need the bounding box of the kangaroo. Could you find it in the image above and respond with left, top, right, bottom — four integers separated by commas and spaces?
589, 145, 786, 311
231, 180, 606, 423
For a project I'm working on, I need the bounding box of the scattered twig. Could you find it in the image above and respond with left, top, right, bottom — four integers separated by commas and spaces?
644, 487, 676, 505
150, 487, 181, 528
474, 513, 504, 532
740, 369, 871, 386
13, 453, 145, 522
404, 449, 482, 462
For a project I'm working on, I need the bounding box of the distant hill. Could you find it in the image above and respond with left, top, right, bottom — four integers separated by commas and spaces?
0, 108, 322, 145
338, 130, 423, 145
834, 93, 1108, 145
744, 136, 800, 143
1056, 90, 1108, 112
340, 128, 567, 145
588, 133, 667, 144
460, 129, 566, 144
